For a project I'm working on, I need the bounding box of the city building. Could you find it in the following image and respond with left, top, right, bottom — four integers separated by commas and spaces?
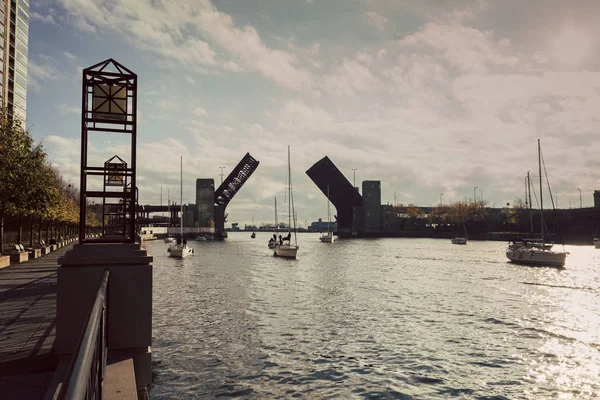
195, 178, 215, 228
1, 0, 28, 121
362, 180, 382, 233
308, 218, 336, 232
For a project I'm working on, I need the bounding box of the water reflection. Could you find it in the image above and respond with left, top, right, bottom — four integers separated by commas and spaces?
149, 234, 600, 399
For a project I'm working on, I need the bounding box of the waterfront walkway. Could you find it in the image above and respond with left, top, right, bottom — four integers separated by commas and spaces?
0, 243, 74, 399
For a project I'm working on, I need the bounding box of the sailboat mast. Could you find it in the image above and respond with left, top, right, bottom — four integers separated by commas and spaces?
180, 156, 183, 238
288, 146, 291, 233
538, 139, 544, 244
274, 197, 278, 233
327, 185, 331, 233
167, 188, 170, 235
527, 171, 533, 234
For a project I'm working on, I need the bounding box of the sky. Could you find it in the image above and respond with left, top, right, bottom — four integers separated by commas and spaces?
27, 0, 600, 227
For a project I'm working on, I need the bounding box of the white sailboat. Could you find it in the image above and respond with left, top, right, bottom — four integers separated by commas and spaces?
169, 156, 194, 258
274, 146, 299, 258
319, 185, 336, 243
506, 139, 566, 267
268, 197, 278, 249
451, 203, 468, 245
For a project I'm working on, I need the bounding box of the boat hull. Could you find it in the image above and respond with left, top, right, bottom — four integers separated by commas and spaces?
164, 237, 175, 243
274, 245, 299, 258
319, 234, 335, 243
451, 237, 467, 245
169, 245, 194, 258
506, 249, 566, 267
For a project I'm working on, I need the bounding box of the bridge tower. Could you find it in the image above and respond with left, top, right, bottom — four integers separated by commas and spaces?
213, 153, 260, 239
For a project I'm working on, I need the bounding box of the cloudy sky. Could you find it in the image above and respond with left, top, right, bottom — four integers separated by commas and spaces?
28, 0, 600, 226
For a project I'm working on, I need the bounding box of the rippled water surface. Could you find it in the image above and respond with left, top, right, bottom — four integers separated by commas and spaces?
148, 233, 600, 399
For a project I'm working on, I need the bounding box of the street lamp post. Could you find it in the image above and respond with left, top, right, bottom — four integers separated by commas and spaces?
479, 188, 483, 203
440, 193, 444, 206
474, 186, 478, 203
578, 189, 582, 208
351, 169, 357, 188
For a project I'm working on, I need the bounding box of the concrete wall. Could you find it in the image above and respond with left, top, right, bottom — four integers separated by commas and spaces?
196, 179, 215, 228
362, 180, 382, 233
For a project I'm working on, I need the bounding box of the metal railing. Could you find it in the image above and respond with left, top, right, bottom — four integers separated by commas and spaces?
60, 270, 110, 400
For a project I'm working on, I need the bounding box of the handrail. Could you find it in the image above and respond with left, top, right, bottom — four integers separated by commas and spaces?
60, 269, 110, 399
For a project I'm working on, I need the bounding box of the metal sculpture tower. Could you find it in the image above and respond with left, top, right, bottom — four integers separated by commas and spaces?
78, 59, 138, 243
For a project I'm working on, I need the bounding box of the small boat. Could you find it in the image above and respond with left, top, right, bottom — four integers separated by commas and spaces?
274, 146, 299, 259
319, 185, 336, 243
451, 236, 467, 245
251, 232, 256, 239
506, 140, 566, 267
169, 156, 194, 259
195, 235, 207, 242
164, 236, 176, 243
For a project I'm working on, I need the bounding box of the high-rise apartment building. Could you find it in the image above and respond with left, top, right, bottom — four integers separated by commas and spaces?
1, 0, 28, 121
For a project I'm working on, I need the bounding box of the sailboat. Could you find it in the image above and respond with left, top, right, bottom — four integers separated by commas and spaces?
508, 171, 553, 251
319, 185, 336, 243
268, 197, 278, 249
164, 191, 176, 243
169, 156, 194, 258
274, 146, 299, 258
451, 203, 467, 245
506, 139, 566, 267
251, 216, 256, 238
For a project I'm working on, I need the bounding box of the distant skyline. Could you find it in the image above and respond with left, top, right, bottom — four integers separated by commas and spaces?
27, 0, 600, 226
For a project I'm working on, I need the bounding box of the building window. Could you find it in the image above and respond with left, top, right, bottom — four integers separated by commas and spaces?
16, 50, 26, 66
18, 0, 28, 13
15, 60, 26, 76
15, 74, 26, 88
16, 39, 26, 56
16, 18, 28, 35
17, 8, 28, 24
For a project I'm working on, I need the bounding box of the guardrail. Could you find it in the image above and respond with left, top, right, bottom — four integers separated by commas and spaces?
59, 270, 110, 399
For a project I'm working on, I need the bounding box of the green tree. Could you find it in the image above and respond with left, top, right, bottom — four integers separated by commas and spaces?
0, 111, 46, 251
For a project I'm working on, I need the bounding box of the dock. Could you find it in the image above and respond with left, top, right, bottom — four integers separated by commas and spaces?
0, 243, 72, 398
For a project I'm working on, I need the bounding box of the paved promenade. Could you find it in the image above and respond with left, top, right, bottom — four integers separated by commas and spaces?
0, 243, 74, 399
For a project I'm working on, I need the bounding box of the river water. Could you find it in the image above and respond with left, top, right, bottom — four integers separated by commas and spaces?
147, 233, 600, 399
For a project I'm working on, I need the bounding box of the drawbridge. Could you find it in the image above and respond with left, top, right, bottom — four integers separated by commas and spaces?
214, 153, 260, 238
306, 156, 362, 234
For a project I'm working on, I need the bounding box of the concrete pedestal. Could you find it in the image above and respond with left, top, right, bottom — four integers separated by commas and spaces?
50, 245, 57, 252
41, 247, 50, 255
57, 243, 153, 390
28, 248, 42, 259
0, 255, 9, 269
3, 251, 29, 264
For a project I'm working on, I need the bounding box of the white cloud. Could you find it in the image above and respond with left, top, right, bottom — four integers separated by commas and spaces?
364, 11, 389, 32
31, 11, 57, 25
192, 106, 208, 116
55, 0, 314, 91
28, 57, 61, 91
